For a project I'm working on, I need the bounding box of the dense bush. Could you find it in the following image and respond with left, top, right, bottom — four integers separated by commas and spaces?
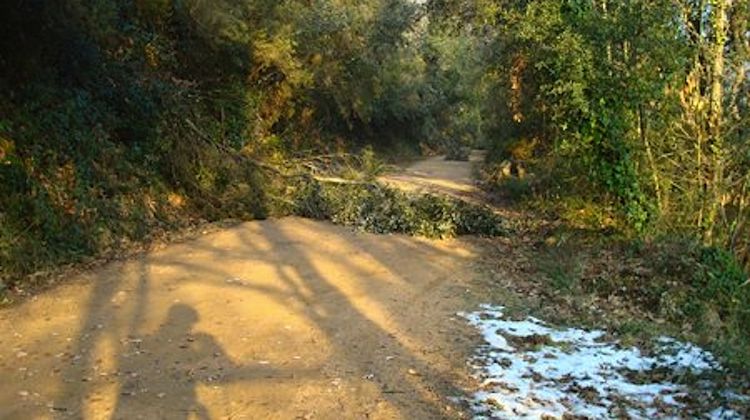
440, 0, 749, 256
292, 180, 505, 239
691, 247, 750, 348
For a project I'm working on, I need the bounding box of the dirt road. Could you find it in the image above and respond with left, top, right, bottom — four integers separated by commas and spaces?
0, 155, 496, 419
379, 151, 486, 201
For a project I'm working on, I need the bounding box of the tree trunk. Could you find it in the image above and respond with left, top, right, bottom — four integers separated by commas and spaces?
703, 0, 729, 244
639, 105, 663, 213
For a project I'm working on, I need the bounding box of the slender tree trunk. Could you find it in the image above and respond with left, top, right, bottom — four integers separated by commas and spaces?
639, 105, 663, 213
704, 0, 729, 243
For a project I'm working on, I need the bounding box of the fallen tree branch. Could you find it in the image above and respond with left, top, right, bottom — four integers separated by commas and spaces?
184, 118, 287, 176
184, 118, 373, 186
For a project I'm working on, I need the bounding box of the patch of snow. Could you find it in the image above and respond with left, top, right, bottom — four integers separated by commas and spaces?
461, 305, 747, 419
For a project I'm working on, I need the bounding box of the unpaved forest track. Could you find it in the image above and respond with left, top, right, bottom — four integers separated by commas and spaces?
0, 154, 496, 419
379, 151, 486, 203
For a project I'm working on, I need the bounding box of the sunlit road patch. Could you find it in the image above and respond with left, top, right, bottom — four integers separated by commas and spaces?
462, 305, 748, 419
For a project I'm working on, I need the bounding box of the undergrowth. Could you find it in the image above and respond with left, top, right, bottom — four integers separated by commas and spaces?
0, 82, 275, 293
292, 179, 505, 239
529, 229, 750, 372
649, 240, 750, 369
479, 154, 750, 372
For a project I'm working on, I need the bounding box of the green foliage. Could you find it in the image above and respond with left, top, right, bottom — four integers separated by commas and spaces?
692, 247, 750, 331
470, 0, 748, 260
458, 0, 686, 231
292, 180, 505, 239
682, 245, 750, 368
359, 147, 387, 180
634, 238, 750, 368
419, 29, 488, 152
583, 102, 651, 231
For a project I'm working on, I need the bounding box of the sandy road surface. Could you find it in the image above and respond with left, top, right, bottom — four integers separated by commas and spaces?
379, 151, 486, 201
0, 217, 488, 419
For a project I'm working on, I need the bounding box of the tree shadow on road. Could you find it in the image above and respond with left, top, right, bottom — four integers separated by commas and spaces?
34, 218, 478, 418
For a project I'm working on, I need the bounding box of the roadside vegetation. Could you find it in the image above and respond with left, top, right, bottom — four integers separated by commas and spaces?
444, 0, 750, 371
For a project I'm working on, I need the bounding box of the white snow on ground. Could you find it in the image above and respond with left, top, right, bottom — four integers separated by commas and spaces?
461, 305, 748, 419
